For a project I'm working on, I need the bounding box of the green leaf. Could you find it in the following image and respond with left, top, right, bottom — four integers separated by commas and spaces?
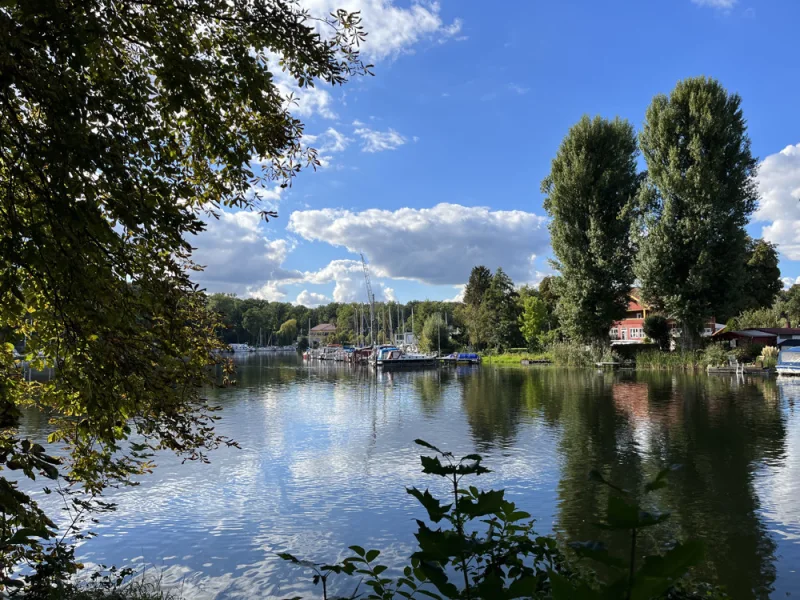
407, 487, 452, 523
415, 561, 459, 599
414, 440, 442, 453
348, 545, 366, 557
365, 549, 380, 563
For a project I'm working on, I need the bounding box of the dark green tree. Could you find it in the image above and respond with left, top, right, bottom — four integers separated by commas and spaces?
643, 315, 670, 350
740, 238, 782, 313
542, 115, 640, 345
463, 266, 493, 308
636, 77, 759, 345
0, 0, 368, 583
485, 268, 521, 350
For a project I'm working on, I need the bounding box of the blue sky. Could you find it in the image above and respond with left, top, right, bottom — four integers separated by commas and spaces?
191, 0, 800, 306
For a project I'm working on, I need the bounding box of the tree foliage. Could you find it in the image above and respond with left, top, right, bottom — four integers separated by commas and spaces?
0, 0, 369, 585
463, 266, 493, 309
420, 314, 455, 355
740, 238, 782, 313
542, 115, 640, 345
636, 77, 759, 343
643, 315, 670, 350
519, 296, 548, 351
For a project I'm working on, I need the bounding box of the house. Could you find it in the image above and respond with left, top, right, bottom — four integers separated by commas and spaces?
610, 289, 721, 345
712, 327, 800, 348
309, 323, 336, 347
610, 289, 649, 344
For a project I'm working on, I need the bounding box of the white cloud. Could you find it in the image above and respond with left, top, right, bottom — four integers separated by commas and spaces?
755, 143, 800, 259
448, 284, 466, 303
691, 0, 736, 8
508, 83, 530, 95
190, 210, 300, 294
319, 127, 352, 153
249, 281, 290, 302
301, 0, 463, 62
354, 127, 407, 153
298, 259, 393, 303
295, 290, 331, 307
287, 203, 550, 286
783, 277, 800, 290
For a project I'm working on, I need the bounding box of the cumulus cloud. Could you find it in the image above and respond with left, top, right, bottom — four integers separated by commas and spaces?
287, 203, 550, 285
355, 127, 407, 152
249, 281, 290, 302
295, 290, 332, 307
691, 0, 736, 8
301, 0, 462, 62
299, 259, 393, 303
319, 127, 352, 153
190, 210, 300, 294
755, 143, 800, 259
782, 277, 800, 290
448, 284, 466, 303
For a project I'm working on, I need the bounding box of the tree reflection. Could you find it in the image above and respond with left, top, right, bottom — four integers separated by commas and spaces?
552, 371, 785, 600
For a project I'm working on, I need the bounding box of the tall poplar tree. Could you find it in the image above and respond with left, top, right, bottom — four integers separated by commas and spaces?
636, 77, 759, 344
542, 115, 640, 345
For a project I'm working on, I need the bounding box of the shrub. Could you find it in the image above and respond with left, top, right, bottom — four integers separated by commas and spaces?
760, 345, 778, 369
550, 341, 593, 367
702, 344, 730, 368
732, 342, 762, 364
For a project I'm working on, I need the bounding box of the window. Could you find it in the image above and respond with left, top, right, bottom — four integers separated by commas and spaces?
620, 329, 628, 340
636, 312, 643, 319
703, 328, 712, 336
629, 328, 642, 339
610, 328, 619, 340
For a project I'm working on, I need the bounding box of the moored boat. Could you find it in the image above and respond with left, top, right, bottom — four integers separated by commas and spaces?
777, 346, 800, 375
439, 352, 481, 365
372, 346, 437, 369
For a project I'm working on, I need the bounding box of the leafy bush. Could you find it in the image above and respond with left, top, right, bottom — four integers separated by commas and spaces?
550, 342, 593, 367
702, 344, 730, 368
282, 441, 725, 600
732, 342, 762, 364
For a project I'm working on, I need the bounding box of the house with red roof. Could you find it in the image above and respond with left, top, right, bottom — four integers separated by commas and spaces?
610, 289, 721, 345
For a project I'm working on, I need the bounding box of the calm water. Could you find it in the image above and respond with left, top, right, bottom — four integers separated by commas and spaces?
19, 354, 800, 599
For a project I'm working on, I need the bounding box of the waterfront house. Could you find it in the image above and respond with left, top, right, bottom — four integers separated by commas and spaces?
309, 323, 336, 347
610, 289, 721, 345
712, 327, 800, 348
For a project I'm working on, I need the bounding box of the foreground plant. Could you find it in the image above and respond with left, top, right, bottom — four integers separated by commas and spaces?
281, 441, 719, 599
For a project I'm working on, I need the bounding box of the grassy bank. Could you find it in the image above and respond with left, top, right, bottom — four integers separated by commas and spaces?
481, 351, 552, 365
624, 349, 704, 370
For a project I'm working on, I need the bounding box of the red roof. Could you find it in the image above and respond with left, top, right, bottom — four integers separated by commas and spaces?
310, 323, 336, 332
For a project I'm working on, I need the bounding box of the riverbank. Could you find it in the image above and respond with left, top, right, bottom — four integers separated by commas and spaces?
481, 351, 552, 365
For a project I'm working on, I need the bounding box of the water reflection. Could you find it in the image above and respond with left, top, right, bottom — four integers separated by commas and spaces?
15, 356, 800, 599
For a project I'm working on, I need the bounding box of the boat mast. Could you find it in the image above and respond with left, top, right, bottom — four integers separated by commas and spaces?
360, 253, 376, 346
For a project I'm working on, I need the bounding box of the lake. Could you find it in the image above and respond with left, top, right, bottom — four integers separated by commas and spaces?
20, 354, 800, 599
